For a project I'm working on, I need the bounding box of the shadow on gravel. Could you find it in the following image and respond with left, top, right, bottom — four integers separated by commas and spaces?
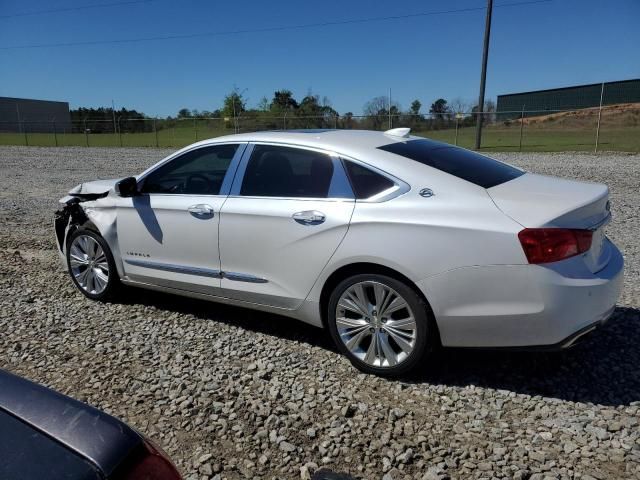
119, 288, 640, 406
119, 287, 337, 351
408, 306, 640, 407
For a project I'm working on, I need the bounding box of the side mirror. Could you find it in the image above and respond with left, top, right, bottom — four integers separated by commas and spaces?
115, 177, 139, 197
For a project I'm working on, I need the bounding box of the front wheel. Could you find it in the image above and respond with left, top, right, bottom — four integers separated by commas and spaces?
66, 228, 120, 301
327, 274, 433, 376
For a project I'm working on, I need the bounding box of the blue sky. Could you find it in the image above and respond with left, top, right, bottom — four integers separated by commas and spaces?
0, 0, 638, 116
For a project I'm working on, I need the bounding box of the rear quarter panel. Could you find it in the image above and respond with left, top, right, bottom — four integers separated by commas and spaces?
306, 183, 526, 303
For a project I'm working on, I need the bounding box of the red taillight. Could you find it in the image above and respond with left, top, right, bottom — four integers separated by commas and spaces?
118, 440, 182, 480
518, 228, 593, 264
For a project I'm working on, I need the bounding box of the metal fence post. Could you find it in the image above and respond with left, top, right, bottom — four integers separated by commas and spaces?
518, 105, 525, 152
595, 82, 604, 153
84, 119, 89, 147
118, 118, 123, 147
154, 118, 159, 147
283, 113, 287, 130
194, 118, 198, 141
23, 122, 28, 146
454, 117, 459, 146
53, 122, 58, 147
334, 114, 338, 129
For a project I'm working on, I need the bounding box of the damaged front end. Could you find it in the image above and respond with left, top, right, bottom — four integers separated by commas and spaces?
54, 179, 122, 272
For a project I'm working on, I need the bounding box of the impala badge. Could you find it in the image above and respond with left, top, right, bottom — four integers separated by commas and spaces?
419, 188, 435, 198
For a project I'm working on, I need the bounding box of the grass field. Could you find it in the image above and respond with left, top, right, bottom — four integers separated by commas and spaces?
1, 115, 638, 152
422, 125, 640, 152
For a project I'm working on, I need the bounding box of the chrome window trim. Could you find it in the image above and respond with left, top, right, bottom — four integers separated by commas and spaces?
135, 142, 247, 196
339, 155, 410, 203
229, 142, 355, 201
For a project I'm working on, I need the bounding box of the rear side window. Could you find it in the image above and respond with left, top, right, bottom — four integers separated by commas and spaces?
377, 140, 523, 188
344, 161, 395, 199
241, 145, 334, 198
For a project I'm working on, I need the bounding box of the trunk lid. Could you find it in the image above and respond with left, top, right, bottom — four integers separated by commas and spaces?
488, 173, 611, 272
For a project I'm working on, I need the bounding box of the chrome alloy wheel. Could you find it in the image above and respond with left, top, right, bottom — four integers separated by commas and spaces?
69, 234, 110, 295
335, 281, 418, 368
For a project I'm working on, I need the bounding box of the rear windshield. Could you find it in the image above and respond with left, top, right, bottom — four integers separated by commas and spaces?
377, 140, 524, 188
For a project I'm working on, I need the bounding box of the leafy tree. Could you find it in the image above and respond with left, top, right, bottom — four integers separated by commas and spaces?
177, 108, 191, 118
410, 100, 422, 115
429, 98, 450, 119
222, 88, 247, 119
341, 112, 355, 129
270, 90, 299, 112
296, 94, 338, 128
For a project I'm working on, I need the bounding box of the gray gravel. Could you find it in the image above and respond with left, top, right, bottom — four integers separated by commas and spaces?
1, 146, 639, 480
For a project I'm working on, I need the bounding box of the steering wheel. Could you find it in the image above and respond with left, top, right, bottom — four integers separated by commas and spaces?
184, 173, 211, 193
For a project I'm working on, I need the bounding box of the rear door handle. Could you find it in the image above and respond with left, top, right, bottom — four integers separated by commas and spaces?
292, 210, 326, 225
187, 204, 214, 217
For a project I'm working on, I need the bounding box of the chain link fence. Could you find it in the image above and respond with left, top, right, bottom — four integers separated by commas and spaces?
1, 105, 638, 152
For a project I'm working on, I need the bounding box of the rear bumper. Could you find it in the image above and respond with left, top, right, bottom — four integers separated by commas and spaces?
418, 238, 624, 348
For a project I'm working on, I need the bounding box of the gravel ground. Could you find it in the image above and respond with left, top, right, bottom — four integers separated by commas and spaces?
1, 146, 639, 480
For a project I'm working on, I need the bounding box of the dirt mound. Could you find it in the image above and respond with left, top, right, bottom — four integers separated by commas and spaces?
511, 103, 640, 128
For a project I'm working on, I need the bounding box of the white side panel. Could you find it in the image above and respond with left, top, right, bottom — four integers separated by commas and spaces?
313, 189, 525, 292
117, 194, 225, 290
219, 197, 355, 308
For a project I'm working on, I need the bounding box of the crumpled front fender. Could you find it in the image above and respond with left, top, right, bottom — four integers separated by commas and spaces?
54, 192, 124, 278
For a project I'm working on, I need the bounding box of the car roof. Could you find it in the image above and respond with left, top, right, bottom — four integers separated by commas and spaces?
153, 129, 486, 195
195, 129, 450, 159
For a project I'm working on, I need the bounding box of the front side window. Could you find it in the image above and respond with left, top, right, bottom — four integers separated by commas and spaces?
141, 144, 239, 195
240, 145, 334, 198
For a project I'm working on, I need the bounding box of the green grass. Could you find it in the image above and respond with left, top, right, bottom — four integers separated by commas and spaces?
416, 125, 640, 152
0, 125, 231, 148
1, 123, 638, 152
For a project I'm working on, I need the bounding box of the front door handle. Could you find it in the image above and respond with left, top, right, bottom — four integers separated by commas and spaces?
292, 210, 326, 226
187, 204, 214, 217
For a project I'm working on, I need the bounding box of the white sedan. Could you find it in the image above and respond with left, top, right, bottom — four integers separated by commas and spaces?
54, 129, 624, 375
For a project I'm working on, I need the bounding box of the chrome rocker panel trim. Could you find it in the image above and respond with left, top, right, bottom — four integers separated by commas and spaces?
124, 259, 268, 283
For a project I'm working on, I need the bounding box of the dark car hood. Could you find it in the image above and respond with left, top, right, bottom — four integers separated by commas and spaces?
0, 369, 142, 477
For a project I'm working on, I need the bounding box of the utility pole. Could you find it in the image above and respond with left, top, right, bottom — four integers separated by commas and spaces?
474, 0, 493, 150
594, 82, 605, 153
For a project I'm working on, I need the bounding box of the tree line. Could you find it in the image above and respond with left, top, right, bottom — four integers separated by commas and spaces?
71, 90, 497, 133
70, 107, 150, 133
173, 89, 497, 130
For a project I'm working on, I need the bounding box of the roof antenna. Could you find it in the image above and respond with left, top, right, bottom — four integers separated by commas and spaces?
384, 127, 411, 138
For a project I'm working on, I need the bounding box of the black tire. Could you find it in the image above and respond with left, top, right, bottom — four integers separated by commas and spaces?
66, 228, 120, 302
327, 274, 433, 376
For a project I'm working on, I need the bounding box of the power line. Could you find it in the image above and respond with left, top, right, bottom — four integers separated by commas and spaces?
0, 0, 551, 50
0, 0, 157, 19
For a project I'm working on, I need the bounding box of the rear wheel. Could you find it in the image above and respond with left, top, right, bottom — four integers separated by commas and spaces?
327, 274, 432, 376
66, 228, 119, 301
